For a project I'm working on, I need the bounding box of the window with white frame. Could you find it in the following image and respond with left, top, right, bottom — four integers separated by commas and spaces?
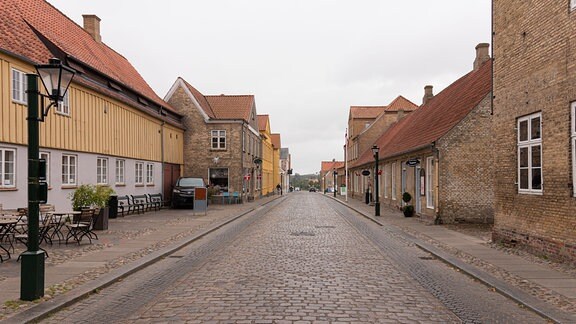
115, 159, 125, 185
211, 130, 226, 149
426, 157, 435, 208
97, 157, 108, 184
11, 68, 27, 105
0, 148, 16, 188
55, 91, 70, 115
571, 102, 576, 197
384, 164, 389, 198
62, 154, 77, 186
146, 163, 154, 185
40, 152, 50, 185
135, 162, 144, 185
518, 113, 542, 193
572, 0, 576, 11
391, 162, 397, 200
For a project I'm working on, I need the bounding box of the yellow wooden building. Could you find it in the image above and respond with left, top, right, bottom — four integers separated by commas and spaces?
0, 1, 184, 209
271, 133, 282, 192
257, 115, 274, 196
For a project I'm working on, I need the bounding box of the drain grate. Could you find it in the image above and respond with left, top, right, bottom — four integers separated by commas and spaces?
314, 225, 335, 229
290, 231, 316, 237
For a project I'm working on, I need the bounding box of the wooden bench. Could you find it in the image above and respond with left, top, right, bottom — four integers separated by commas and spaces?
130, 195, 148, 213
117, 195, 138, 216
147, 193, 167, 211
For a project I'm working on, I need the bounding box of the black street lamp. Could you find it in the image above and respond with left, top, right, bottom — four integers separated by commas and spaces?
333, 169, 337, 198
372, 145, 380, 216
21, 58, 74, 301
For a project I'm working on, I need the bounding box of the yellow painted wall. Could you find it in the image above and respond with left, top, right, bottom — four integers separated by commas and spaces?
273, 147, 281, 189
0, 54, 183, 164
259, 123, 274, 196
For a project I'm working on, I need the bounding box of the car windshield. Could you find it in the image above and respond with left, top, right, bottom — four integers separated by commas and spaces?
178, 178, 204, 187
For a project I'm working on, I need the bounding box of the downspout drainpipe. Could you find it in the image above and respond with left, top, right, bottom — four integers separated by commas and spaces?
491, 0, 494, 116
241, 124, 245, 201
433, 143, 441, 224
160, 119, 165, 197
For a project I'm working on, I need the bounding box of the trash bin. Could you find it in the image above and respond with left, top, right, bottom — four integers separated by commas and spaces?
108, 195, 118, 219
365, 190, 370, 204
94, 207, 109, 230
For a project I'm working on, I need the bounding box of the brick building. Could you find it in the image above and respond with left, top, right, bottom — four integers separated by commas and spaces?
165, 78, 261, 201
320, 160, 344, 193
351, 44, 493, 224
492, 0, 576, 262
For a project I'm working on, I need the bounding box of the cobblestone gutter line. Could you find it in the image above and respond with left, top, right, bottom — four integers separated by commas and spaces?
327, 195, 576, 324
1, 197, 283, 324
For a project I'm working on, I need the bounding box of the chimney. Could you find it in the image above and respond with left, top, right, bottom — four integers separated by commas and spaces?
473, 43, 490, 71
422, 85, 434, 105
83, 14, 101, 43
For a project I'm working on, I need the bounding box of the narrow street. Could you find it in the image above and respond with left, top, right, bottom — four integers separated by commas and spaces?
43, 193, 543, 323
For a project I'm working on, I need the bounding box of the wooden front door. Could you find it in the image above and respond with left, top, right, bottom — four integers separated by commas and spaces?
163, 163, 181, 206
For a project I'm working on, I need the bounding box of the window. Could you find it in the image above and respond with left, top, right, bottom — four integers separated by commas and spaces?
391, 162, 397, 200
365, 122, 370, 129
384, 164, 389, 198
55, 91, 70, 115
572, 0, 576, 10
146, 163, 154, 185
518, 113, 542, 193
97, 157, 108, 184
11, 68, 27, 105
62, 154, 77, 186
40, 152, 50, 185
426, 157, 435, 208
0, 148, 16, 188
211, 130, 226, 149
571, 102, 576, 197
115, 159, 125, 185
135, 162, 144, 185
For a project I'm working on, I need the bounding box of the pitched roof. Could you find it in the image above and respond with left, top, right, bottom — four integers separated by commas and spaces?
180, 78, 216, 118
321, 161, 344, 173
271, 133, 281, 149
0, 0, 167, 109
257, 114, 270, 131
205, 95, 255, 122
349, 106, 386, 119
385, 95, 418, 112
353, 60, 492, 167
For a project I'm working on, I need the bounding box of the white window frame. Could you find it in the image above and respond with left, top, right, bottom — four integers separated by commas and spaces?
62, 154, 77, 186
97, 157, 108, 185
211, 130, 226, 150
11, 68, 27, 105
40, 151, 50, 186
391, 162, 397, 200
135, 162, 144, 185
517, 113, 543, 194
0, 148, 16, 188
426, 157, 435, 209
384, 164, 389, 198
570, 102, 576, 197
572, 0, 576, 11
146, 163, 154, 185
55, 91, 70, 115
115, 159, 125, 185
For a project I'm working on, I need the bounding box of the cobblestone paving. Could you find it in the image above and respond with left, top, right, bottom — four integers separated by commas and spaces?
43, 194, 544, 323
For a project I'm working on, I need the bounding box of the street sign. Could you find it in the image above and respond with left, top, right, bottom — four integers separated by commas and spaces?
361, 170, 370, 176
406, 158, 420, 167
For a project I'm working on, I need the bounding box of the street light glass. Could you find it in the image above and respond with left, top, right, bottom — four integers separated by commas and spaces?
371, 145, 379, 155
36, 58, 75, 102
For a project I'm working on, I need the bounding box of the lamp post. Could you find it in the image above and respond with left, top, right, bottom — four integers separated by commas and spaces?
333, 169, 337, 197
372, 145, 380, 216
21, 58, 74, 301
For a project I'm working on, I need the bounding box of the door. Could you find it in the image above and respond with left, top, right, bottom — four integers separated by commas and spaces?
415, 165, 421, 213
401, 163, 407, 207
163, 163, 181, 206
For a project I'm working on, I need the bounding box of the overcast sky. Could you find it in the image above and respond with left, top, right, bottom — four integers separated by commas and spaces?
48, 0, 491, 175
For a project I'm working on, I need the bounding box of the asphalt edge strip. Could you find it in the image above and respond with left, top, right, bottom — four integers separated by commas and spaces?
325, 195, 575, 324
3, 196, 284, 324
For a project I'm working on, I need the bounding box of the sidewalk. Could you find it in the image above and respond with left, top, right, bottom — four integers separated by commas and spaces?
329, 193, 576, 323
0, 195, 280, 322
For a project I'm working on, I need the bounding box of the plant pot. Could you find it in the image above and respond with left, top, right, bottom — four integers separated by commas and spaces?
403, 205, 414, 217
94, 207, 109, 230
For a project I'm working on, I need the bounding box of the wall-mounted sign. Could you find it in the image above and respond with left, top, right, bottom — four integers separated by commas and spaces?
406, 158, 420, 167
361, 170, 371, 176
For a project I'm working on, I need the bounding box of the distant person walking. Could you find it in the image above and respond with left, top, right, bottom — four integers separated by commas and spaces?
276, 183, 282, 195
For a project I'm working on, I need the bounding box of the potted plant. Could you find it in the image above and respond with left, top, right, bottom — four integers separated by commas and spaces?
70, 184, 97, 211
402, 191, 414, 217
69, 184, 115, 230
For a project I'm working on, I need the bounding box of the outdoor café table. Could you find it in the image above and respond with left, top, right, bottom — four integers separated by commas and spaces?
0, 219, 18, 262
50, 211, 80, 243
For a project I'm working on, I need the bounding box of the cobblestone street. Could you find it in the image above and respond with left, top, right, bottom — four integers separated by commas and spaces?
42, 193, 544, 323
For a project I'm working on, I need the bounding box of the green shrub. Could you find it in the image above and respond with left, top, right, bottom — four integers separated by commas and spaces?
69, 184, 115, 210
402, 192, 412, 203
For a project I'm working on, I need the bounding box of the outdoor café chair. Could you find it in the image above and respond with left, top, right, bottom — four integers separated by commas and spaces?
65, 209, 98, 245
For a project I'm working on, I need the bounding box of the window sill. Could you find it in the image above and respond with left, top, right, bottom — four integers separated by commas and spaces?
61, 185, 77, 190
115, 183, 126, 187
518, 190, 543, 195
135, 184, 144, 187
146, 184, 155, 187
0, 187, 17, 191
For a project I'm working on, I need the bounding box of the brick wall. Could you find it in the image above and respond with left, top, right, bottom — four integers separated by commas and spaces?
493, 0, 576, 263
437, 94, 494, 224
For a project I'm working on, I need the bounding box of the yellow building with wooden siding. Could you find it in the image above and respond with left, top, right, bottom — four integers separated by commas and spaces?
271, 133, 282, 192
0, 2, 184, 209
257, 115, 274, 196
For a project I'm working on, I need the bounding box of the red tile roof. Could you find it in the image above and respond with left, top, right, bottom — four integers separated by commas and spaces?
353, 60, 492, 167
205, 95, 255, 122
257, 114, 270, 131
321, 161, 344, 173
179, 78, 216, 118
349, 106, 386, 119
385, 95, 418, 112
271, 133, 281, 149
0, 0, 167, 109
